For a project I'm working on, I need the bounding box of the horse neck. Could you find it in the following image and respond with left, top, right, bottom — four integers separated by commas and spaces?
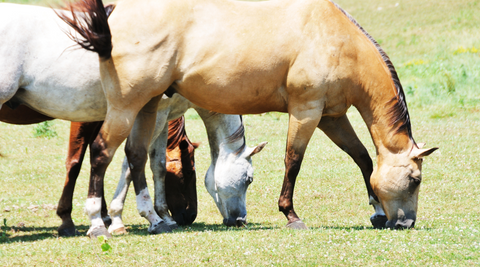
352, 52, 414, 156
330, 2, 415, 156
203, 114, 245, 164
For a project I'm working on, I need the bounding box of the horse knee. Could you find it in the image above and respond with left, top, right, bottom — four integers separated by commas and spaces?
90, 138, 111, 170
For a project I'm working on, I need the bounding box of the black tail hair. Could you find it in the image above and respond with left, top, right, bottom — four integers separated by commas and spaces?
56, 0, 113, 59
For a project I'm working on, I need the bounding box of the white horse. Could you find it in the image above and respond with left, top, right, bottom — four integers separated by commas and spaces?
0, 3, 266, 236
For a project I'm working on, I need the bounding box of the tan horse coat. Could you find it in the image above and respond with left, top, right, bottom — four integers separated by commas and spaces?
61, 0, 437, 235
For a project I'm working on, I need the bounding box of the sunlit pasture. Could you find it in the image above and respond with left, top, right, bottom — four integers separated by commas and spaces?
0, 0, 479, 265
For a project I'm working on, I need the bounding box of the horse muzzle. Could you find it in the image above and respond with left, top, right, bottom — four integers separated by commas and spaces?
386, 218, 415, 230
223, 215, 247, 227
172, 209, 197, 226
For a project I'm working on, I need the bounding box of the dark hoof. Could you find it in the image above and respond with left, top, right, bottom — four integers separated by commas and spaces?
149, 221, 172, 234
87, 226, 112, 239
286, 220, 308, 230
370, 214, 388, 229
58, 226, 78, 237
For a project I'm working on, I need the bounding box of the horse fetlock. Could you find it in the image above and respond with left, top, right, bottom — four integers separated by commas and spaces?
109, 198, 124, 216
102, 215, 112, 228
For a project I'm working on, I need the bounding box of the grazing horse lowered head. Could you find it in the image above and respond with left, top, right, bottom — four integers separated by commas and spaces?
164, 116, 200, 226
0, 3, 266, 238
60, 0, 437, 235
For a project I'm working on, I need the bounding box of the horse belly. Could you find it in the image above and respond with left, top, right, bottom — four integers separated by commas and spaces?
176, 74, 288, 115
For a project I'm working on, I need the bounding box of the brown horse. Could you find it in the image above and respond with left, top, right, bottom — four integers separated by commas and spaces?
0, 105, 198, 236
61, 0, 437, 236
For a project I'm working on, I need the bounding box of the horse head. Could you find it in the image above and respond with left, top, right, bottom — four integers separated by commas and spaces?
205, 142, 267, 227
370, 143, 437, 229
165, 117, 200, 226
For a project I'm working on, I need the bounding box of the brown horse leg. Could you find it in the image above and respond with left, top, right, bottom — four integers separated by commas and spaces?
317, 114, 387, 229
57, 121, 102, 237
125, 95, 171, 234
279, 109, 322, 229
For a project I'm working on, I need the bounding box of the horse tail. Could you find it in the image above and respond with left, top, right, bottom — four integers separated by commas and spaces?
56, 0, 113, 59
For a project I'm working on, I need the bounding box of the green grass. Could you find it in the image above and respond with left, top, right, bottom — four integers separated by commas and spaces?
1, 0, 479, 265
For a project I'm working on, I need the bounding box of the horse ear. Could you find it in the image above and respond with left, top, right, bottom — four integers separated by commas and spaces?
192, 142, 201, 149
247, 141, 268, 157
411, 147, 438, 159
416, 142, 426, 149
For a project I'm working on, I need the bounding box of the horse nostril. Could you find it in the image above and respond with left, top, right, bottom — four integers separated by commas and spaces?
395, 219, 415, 230
235, 216, 247, 227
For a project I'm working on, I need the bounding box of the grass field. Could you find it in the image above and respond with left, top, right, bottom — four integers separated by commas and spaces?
1, 0, 479, 265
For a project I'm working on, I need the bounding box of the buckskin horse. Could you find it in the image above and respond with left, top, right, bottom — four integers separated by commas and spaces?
0, 3, 266, 237
0, 104, 197, 236
58, 0, 438, 236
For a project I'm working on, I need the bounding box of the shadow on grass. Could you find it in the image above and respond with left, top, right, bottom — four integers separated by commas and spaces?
0, 222, 432, 243
0, 222, 278, 243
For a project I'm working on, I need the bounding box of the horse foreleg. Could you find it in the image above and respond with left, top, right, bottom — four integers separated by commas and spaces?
279, 107, 322, 229
86, 110, 143, 238
126, 95, 171, 234
149, 117, 179, 228
57, 121, 101, 237
317, 114, 387, 229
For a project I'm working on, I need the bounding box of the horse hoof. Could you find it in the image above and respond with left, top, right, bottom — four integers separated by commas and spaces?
149, 221, 172, 234
286, 220, 308, 230
370, 214, 388, 229
167, 222, 178, 230
87, 226, 112, 239
58, 226, 78, 237
110, 226, 128, 235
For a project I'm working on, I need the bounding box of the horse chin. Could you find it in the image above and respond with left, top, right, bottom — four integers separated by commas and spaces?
171, 208, 197, 226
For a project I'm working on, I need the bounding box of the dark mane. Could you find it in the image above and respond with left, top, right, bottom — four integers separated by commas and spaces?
167, 116, 188, 150
331, 1, 414, 141
225, 116, 246, 155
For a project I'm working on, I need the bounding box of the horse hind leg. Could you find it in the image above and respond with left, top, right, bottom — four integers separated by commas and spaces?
148, 120, 179, 228
125, 95, 171, 234
108, 157, 132, 235
317, 114, 387, 229
57, 121, 102, 237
